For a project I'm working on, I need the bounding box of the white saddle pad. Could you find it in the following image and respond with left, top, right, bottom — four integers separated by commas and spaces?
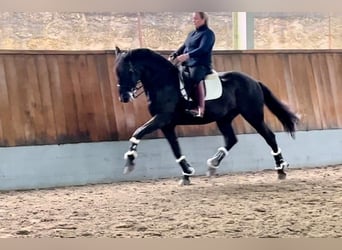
179, 70, 222, 101
204, 70, 222, 100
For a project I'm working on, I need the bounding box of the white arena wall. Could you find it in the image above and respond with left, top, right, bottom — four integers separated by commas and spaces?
0, 129, 341, 191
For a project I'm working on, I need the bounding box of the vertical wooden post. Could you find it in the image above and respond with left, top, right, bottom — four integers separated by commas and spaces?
232, 12, 247, 50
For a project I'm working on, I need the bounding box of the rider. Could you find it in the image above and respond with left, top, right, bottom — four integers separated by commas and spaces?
169, 12, 215, 118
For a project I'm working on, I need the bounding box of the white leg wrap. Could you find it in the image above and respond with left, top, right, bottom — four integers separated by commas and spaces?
271, 148, 281, 156
275, 161, 289, 170
182, 167, 195, 176
218, 147, 229, 155
129, 137, 140, 144
176, 155, 186, 163
124, 150, 138, 159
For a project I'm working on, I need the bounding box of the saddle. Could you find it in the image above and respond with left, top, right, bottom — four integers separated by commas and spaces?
179, 68, 222, 101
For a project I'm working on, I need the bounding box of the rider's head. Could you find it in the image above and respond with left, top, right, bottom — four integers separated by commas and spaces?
193, 12, 208, 29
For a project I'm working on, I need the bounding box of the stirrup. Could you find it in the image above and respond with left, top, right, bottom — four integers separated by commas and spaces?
187, 107, 204, 118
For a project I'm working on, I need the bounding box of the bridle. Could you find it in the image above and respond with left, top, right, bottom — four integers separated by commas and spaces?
132, 80, 144, 98
117, 53, 145, 99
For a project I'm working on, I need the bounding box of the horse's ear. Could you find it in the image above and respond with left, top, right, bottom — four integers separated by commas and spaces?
115, 46, 122, 56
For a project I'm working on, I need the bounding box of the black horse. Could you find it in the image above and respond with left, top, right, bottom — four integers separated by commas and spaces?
114, 47, 299, 185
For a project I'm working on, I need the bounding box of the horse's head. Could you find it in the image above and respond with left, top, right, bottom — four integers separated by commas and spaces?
114, 46, 141, 103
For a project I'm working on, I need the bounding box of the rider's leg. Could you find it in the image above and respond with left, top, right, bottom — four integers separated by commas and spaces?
187, 66, 209, 118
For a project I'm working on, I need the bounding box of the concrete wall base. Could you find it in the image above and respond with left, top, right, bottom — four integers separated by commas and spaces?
1, 129, 341, 191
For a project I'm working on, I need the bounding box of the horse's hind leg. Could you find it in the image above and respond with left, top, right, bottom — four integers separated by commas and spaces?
161, 125, 195, 186
207, 118, 238, 176
246, 119, 289, 180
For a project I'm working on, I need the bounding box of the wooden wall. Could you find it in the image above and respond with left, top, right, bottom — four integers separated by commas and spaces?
0, 50, 341, 147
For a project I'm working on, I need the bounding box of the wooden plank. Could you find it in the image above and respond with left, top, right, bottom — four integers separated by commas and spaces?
240, 54, 259, 78
288, 54, 319, 131
35, 55, 57, 143
310, 54, 334, 129
25, 55, 47, 145
57, 55, 81, 141
0, 57, 5, 144
85, 55, 109, 141
212, 54, 226, 72
303, 54, 325, 129
3, 56, 26, 145
77, 55, 98, 141
0, 56, 14, 146
230, 54, 243, 72
309, 54, 327, 129
46, 55, 67, 143
20, 55, 37, 144
95, 54, 117, 140
316, 54, 338, 129
325, 53, 342, 127
93, 55, 117, 140
70, 54, 91, 141
221, 54, 234, 72
11, 55, 37, 144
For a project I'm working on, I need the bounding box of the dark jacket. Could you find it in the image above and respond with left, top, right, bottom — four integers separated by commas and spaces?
174, 24, 215, 67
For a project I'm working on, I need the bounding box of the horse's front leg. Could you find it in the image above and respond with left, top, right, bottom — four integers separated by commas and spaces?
123, 137, 139, 174
123, 113, 172, 174
161, 125, 195, 186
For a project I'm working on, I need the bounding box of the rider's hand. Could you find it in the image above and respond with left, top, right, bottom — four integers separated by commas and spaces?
176, 53, 189, 63
168, 52, 177, 61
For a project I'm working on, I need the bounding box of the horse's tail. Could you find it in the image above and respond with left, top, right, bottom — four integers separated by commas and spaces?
258, 82, 300, 138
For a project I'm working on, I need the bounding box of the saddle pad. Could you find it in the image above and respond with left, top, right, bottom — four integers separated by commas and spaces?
204, 70, 222, 100
179, 70, 222, 101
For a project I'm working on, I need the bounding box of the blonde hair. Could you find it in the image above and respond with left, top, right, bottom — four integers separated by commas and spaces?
195, 12, 209, 25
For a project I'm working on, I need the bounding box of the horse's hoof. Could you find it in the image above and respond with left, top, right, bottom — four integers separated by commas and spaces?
179, 178, 191, 186
277, 171, 287, 180
123, 165, 135, 174
206, 168, 217, 177
275, 161, 288, 180
207, 158, 219, 168
123, 158, 135, 174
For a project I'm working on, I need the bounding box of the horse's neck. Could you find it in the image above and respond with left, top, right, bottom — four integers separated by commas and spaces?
140, 62, 178, 90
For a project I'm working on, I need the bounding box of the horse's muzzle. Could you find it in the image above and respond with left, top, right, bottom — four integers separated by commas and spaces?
119, 92, 133, 103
